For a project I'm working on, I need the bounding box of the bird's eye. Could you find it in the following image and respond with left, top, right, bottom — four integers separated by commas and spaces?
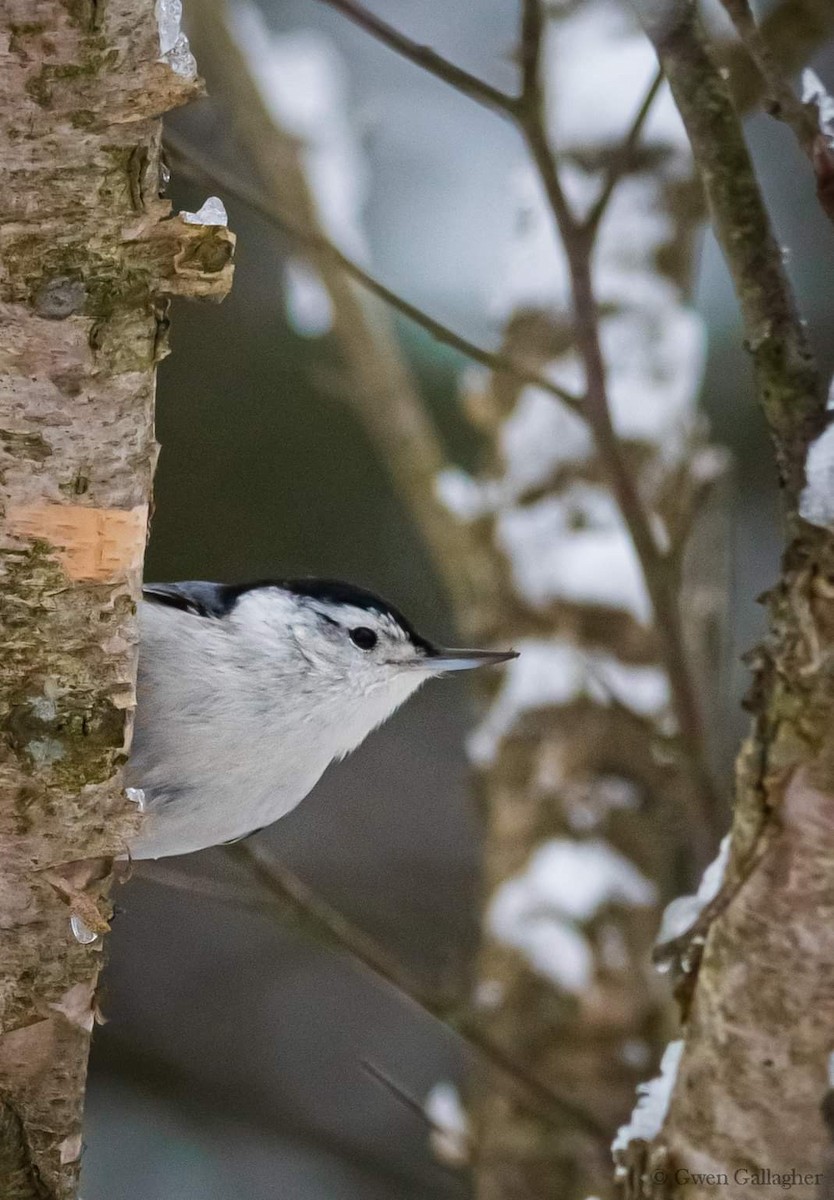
350, 626, 378, 651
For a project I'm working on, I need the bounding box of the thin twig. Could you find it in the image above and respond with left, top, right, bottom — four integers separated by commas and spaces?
361, 1059, 439, 1131
585, 67, 665, 234
226, 841, 608, 1140
134, 862, 272, 912
225, 841, 432, 1001
309, 0, 517, 117
164, 131, 584, 414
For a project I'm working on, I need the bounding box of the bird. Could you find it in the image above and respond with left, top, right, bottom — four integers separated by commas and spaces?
125, 577, 517, 859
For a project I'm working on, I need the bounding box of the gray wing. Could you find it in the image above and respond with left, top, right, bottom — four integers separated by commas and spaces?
142, 580, 233, 618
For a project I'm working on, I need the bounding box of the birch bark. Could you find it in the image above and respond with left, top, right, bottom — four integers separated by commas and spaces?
0, 4, 233, 1195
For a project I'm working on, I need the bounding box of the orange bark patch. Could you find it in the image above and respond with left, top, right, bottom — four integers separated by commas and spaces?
7, 503, 147, 582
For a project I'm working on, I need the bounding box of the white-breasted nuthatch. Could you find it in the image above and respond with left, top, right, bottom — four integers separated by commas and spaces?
126, 578, 516, 859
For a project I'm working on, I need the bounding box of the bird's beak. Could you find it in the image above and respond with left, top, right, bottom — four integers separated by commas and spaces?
426, 647, 519, 673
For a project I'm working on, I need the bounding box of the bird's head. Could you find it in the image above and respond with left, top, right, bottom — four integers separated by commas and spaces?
227, 578, 517, 748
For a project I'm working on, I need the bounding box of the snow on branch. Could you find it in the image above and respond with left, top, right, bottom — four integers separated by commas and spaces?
612, 1039, 683, 1158
468, 639, 670, 767
156, 0, 197, 78
488, 838, 657, 993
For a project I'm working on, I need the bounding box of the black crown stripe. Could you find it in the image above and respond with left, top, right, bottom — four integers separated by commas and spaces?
143, 578, 438, 654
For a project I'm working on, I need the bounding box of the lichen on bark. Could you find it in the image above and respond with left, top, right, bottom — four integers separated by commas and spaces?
0, 3, 233, 1196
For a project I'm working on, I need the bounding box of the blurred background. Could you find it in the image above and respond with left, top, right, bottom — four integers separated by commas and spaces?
84, 2, 834, 1196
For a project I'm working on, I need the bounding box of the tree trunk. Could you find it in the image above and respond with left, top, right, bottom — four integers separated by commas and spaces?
616, 4, 831, 1194
0, 4, 233, 1196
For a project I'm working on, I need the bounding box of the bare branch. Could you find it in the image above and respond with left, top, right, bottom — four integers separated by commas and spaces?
717, 0, 834, 226
226, 841, 608, 1141
308, 0, 726, 842
135, 862, 272, 913
585, 67, 665, 233
225, 841, 432, 1000
361, 1059, 466, 1155
309, 0, 517, 116
518, 0, 543, 105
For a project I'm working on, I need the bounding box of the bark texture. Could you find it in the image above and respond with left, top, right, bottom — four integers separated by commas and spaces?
0, 4, 233, 1196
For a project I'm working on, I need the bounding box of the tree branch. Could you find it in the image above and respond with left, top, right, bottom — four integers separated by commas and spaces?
226, 842, 608, 1142
309, 0, 517, 116
300, 0, 724, 844
585, 67, 664, 234
717, 0, 834, 226
718, 0, 818, 153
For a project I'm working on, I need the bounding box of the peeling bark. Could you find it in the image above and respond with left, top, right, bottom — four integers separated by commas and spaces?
0, 4, 233, 1196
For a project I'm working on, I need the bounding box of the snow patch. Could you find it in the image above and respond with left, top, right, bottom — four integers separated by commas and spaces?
612, 1039, 683, 1153
284, 260, 333, 336
621, 1039, 651, 1069
156, 0, 197, 78
800, 413, 834, 529
493, 165, 571, 318
500, 385, 594, 492
228, 3, 368, 257
494, 907, 593, 992
657, 834, 730, 946
564, 774, 641, 831
496, 488, 652, 622
425, 1082, 470, 1166
70, 914, 98, 946
469, 638, 669, 766
473, 979, 505, 1010
802, 69, 834, 146
435, 468, 494, 521
125, 786, 146, 813
544, 0, 687, 154
488, 838, 656, 992
180, 196, 228, 226
602, 308, 705, 453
